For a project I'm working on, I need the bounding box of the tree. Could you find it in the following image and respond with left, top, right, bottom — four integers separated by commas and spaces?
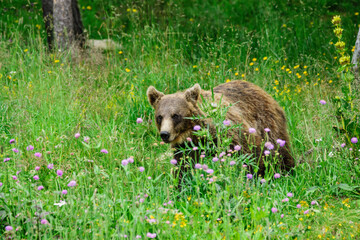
41, 0, 85, 51
352, 27, 360, 74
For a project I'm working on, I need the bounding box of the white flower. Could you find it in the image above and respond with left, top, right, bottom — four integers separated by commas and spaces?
328, 152, 334, 157
54, 200, 67, 207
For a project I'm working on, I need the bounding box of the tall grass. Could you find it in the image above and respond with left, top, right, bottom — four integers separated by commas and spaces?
0, 0, 359, 239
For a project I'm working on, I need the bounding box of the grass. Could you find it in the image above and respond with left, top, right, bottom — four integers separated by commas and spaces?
1, 0, 360, 239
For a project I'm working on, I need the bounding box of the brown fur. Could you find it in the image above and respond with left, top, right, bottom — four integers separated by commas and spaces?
147, 81, 295, 181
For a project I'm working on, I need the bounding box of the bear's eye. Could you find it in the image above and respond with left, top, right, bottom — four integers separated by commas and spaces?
172, 114, 181, 122
156, 115, 163, 124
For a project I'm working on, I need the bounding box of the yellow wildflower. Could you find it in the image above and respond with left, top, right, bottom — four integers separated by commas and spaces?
331, 15, 341, 25
125, 68, 131, 72
333, 27, 343, 36
235, 72, 238, 76
249, 62, 254, 66
86, 6, 92, 10
335, 41, 345, 49
252, 58, 257, 62
132, 9, 137, 12
339, 56, 350, 65
193, 65, 197, 68
24, 49, 28, 52
282, 24, 287, 28
355, 12, 359, 16
118, 51, 123, 54
263, 56, 268, 60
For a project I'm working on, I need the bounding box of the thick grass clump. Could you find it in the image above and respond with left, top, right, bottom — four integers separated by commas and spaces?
0, 0, 360, 239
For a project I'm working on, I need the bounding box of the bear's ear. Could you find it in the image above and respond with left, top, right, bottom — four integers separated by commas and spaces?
185, 84, 201, 104
147, 86, 165, 108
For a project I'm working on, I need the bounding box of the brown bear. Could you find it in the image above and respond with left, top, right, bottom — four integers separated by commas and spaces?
147, 80, 294, 181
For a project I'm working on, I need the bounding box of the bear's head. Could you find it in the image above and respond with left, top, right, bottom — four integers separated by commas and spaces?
147, 84, 202, 145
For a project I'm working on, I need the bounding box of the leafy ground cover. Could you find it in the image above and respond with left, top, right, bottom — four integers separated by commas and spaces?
0, 0, 360, 239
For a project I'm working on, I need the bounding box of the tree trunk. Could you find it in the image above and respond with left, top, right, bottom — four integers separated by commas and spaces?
41, 0, 84, 51
352, 27, 360, 73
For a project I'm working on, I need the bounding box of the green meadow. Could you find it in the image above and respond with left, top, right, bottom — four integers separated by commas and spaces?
0, 0, 359, 239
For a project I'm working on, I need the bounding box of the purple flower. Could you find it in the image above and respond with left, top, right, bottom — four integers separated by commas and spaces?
38, 185, 44, 190
260, 179, 266, 184
0, 182, 2, 187
212, 157, 219, 162
9, 139, 15, 144
138, 167, 145, 172
264, 142, 274, 150
4, 158, 10, 162
74, 133, 81, 138
33, 175, 39, 180
276, 139, 286, 147
27, 145, 34, 151
147, 176, 152, 180
146, 233, 156, 238
274, 173, 281, 179
242, 164, 247, 168
296, 204, 301, 209
223, 120, 231, 126
311, 200, 316, 205
136, 235, 142, 239
12, 175, 17, 180
264, 128, 271, 132
282, 198, 289, 202
34, 152, 42, 158
304, 210, 309, 214
234, 145, 241, 151
41, 219, 49, 224
56, 170, 63, 176
101, 149, 108, 154
62, 190, 68, 195
319, 100, 326, 105
281, 214, 284, 218
248, 128, 256, 134
194, 164, 202, 169
170, 159, 177, 165
341, 143, 346, 148
219, 152, 226, 158
287, 192, 293, 197
128, 157, 134, 163
47, 164, 54, 169
139, 198, 144, 203
200, 154, 205, 158
136, 118, 143, 124
206, 169, 214, 174
192, 147, 198, 151
193, 125, 201, 131
264, 150, 271, 156
12, 148, 19, 153
230, 161, 236, 166
122, 159, 129, 166
271, 207, 277, 213
202, 164, 209, 170
246, 174, 253, 179
68, 180, 76, 187
83, 136, 90, 143
5, 226, 13, 231
351, 137, 358, 144
35, 166, 40, 171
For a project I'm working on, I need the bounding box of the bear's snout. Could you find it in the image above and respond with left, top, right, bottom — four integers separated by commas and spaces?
160, 131, 171, 142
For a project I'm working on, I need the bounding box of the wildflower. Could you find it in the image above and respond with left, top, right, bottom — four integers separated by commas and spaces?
33, 175, 39, 180
136, 235, 142, 239
200, 154, 205, 158
195, 164, 202, 169
234, 145, 241, 151
287, 192, 293, 197
297, 204, 301, 208
27, 145, 34, 151
271, 207, 278, 213
170, 159, 177, 165
248, 128, 256, 134
281, 214, 284, 218
319, 100, 326, 105
193, 147, 198, 150
277, 139, 286, 147
122, 159, 129, 166
351, 137, 358, 144
230, 161, 236, 166
67, 180, 76, 187
264, 150, 270, 156
57, 170, 63, 176
83, 136, 90, 143
101, 149, 108, 154
47, 164, 54, 169
138, 166, 145, 172
146, 233, 156, 238
34, 152, 42, 158
125, 68, 131, 72
246, 174, 253, 179
263, 56, 268, 60
212, 157, 219, 162
282, 198, 289, 202
62, 190, 68, 195
9, 139, 15, 144
223, 120, 231, 126
333, 27, 343, 36
193, 125, 201, 131
331, 15, 341, 25
128, 157, 134, 163
38, 185, 44, 190
202, 164, 209, 170
206, 169, 214, 174
264, 128, 270, 132
260, 179, 266, 184
252, 58, 257, 62
5, 226, 13, 231
274, 173, 281, 179
341, 143, 346, 148
219, 152, 226, 157
186, 137, 192, 141
242, 164, 247, 168
136, 118, 143, 124
147, 176, 152, 180
311, 201, 316, 205
12, 176, 17, 180
0, 182, 2, 187
4, 158, 10, 162
54, 200, 67, 207
264, 142, 274, 150
41, 219, 49, 224
304, 210, 309, 214
16, 170, 21, 175
335, 41, 345, 49
339, 56, 350, 65
12, 148, 19, 153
